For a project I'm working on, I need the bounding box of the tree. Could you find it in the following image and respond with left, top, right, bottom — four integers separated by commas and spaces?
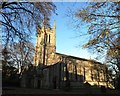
71, 2, 120, 89
1, 2, 56, 87
2, 41, 35, 87
106, 38, 120, 72
8, 41, 34, 71
2, 47, 13, 67
2, 40, 35, 73
70, 2, 120, 69
0, 2, 56, 46
2, 48, 19, 87
106, 37, 120, 89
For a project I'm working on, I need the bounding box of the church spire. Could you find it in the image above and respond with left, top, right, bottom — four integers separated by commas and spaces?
53, 20, 56, 29
42, 21, 45, 30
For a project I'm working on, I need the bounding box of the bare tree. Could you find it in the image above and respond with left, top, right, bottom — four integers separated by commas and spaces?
0, 2, 56, 46
10, 41, 35, 69
68, 2, 120, 71
68, 2, 120, 89
2, 41, 35, 71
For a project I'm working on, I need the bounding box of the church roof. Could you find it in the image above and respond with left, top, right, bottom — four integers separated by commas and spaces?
56, 52, 103, 65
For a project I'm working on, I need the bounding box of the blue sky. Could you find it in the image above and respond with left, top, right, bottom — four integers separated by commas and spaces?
50, 2, 98, 60
32, 2, 103, 62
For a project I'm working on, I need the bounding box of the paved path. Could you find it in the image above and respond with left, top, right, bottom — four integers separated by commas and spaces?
2, 87, 120, 96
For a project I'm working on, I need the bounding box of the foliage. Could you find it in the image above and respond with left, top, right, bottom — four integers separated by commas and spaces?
75, 2, 119, 50
2, 65, 20, 87
2, 55, 19, 86
71, 2, 120, 89
72, 2, 120, 71
2, 64, 18, 79
1, 2, 56, 86
2, 41, 35, 86
2, 47, 13, 66
106, 37, 120, 72
2, 41, 35, 70
0, 2, 56, 46
14, 41, 34, 66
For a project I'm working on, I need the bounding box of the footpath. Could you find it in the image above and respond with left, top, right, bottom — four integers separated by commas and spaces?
2, 87, 120, 96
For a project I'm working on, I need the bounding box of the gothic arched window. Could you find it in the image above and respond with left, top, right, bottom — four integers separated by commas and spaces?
48, 34, 50, 43
45, 34, 47, 43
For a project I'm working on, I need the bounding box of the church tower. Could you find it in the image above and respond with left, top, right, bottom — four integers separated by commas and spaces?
34, 21, 56, 66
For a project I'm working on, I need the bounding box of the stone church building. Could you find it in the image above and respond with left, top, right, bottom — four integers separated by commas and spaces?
21, 21, 114, 89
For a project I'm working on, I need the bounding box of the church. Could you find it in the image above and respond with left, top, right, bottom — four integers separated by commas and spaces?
21, 21, 114, 89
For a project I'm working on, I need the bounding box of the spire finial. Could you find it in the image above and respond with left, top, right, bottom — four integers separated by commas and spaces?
42, 21, 45, 29
53, 20, 56, 29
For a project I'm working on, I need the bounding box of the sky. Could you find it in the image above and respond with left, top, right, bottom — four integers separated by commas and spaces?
31, 2, 104, 63
49, 2, 99, 61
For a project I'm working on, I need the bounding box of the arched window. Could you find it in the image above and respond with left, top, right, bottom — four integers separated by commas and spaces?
48, 34, 50, 43
45, 34, 47, 43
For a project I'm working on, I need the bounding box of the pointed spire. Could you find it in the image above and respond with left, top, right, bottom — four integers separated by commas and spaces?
42, 21, 45, 30
53, 20, 56, 29
42, 15, 47, 29
37, 23, 40, 29
37, 23, 41, 35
